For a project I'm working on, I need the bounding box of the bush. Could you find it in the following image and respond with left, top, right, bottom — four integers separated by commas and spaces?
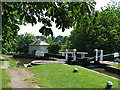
114, 58, 120, 63
15, 33, 37, 54
2, 48, 8, 54
48, 42, 61, 54
2, 55, 17, 68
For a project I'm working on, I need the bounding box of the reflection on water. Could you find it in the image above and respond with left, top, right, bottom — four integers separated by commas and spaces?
92, 68, 120, 79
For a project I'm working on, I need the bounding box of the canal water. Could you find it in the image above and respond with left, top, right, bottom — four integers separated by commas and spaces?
92, 68, 120, 79
10, 57, 36, 67
11, 57, 120, 79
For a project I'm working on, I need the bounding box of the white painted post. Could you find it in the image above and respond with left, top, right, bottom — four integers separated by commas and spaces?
100, 50, 103, 61
66, 49, 68, 61
73, 49, 76, 61
94, 49, 98, 61
62, 52, 64, 56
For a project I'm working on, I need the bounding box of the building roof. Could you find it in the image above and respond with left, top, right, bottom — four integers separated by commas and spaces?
29, 39, 49, 46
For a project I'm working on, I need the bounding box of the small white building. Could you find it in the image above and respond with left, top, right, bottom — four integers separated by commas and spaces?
29, 39, 49, 55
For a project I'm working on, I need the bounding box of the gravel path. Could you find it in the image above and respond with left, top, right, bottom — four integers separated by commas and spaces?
0, 56, 5, 61
6, 68, 35, 88
0, 61, 10, 69
1, 60, 40, 88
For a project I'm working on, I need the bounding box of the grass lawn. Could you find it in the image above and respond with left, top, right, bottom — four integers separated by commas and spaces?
2, 55, 17, 68
29, 64, 119, 88
113, 64, 120, 68
0, 60, 3, 89
49, 57, 58, 60
0, 60, 3, 66
0, 69, 11, 89
114, 58, 120, 63
0, 61, 11, 89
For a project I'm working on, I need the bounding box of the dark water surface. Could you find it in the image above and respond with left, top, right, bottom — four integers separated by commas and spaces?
92, 68, 120, 79
10, 57, 35, 67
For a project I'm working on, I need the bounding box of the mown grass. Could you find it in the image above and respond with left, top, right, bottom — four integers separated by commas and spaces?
114, 58, 120, 63
0, 60, 3, 66
0, 69, 11, 89
49, 57, 58, 60
0, 60, 2, 89
0, 60, 11, 89
29, 64, 119, 88
0, 59, 3, 88
2, 55, 17, 68
113, 64, 120, 68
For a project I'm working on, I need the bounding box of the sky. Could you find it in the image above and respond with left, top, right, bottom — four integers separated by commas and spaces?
18, 0, 120, 37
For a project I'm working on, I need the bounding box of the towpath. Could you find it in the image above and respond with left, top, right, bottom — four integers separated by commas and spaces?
0, 59, 39, 88
6, 68, 35, 88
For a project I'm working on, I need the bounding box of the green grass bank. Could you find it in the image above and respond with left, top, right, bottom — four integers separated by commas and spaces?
113, 64, 120, 68
0, 69, 11, 89
2, 55, 17, 68
29, 64, 119, 88
0, 60, 11, 89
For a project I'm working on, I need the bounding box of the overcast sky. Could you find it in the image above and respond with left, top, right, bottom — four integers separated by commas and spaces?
18, 0, 120, 37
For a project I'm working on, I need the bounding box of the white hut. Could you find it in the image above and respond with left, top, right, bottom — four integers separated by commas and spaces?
29, 39, 49, 55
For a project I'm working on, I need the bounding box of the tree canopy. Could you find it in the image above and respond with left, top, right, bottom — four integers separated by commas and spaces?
2, 2, 97, 53
66, 2, 120, 56
15, 33, 37, 54
2, 2, 96, 39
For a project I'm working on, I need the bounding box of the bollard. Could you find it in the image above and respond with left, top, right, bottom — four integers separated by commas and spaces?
73, 68, 78, 72
105, 81, 113, 89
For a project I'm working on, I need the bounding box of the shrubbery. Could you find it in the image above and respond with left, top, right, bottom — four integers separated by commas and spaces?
114, 58, 120, 63
48, 41, 61, 54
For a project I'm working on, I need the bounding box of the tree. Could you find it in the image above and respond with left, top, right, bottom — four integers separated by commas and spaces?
66, 1, 120, 56
46, 36, 54, 44
2, 2, 96, 53
46, 35, 67, 44
53, 35, 67, 45
46, 36, 68, 52
47, 41, 61, 54
15, 33, 37, 54
36, 35, 47, 41
90, 3, 120, 54
2, 40, 16, 54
